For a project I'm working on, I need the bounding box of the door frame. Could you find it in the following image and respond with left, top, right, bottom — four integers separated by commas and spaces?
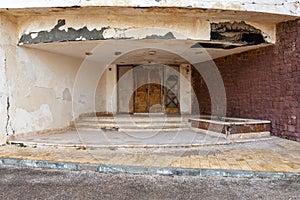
117, 64, 181, 114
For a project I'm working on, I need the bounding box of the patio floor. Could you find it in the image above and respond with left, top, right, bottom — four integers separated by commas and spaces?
1, 130, 299, 175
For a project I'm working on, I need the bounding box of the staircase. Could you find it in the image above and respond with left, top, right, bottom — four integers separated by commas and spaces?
74, 114, 191, 132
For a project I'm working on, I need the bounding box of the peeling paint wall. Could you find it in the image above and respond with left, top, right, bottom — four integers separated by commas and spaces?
0, 14, 89, 143
0, 4, 298, 144
6, 46, 81, 137
15, 11, 281, 45
0, 15, 17, 143
17, 14, 211, 43
0, 17, 8, 143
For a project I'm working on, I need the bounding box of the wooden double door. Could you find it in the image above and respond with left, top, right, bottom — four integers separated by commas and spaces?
117, 65, 180, 114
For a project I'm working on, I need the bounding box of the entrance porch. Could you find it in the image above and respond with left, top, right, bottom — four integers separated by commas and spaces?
8, 113, 271, 149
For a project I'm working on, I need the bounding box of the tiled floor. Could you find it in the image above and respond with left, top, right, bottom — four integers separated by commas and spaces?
1, 134, 300, 173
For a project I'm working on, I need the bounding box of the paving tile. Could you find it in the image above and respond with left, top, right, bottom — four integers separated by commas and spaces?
0, 136, 299, 174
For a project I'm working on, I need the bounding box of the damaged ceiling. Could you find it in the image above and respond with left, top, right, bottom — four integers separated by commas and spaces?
19, 19, 268, 46
210, 21, 266, 45
19, 18, 271, 65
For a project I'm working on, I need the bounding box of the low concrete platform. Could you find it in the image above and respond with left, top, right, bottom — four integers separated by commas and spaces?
1, 131, 300, 178
8, 130, 268, 148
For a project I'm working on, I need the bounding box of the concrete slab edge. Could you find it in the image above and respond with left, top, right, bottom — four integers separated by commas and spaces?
8, 141, 231, 149
9, 137, 275, 149
0, 158, 299, 180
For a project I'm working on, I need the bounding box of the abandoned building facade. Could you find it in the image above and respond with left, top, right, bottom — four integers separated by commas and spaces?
0, 0, 299, 144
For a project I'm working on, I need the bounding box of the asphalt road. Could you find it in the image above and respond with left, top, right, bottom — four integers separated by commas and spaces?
0, 166, 299, 200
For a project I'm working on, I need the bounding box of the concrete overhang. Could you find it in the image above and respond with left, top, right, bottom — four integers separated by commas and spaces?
0, 0, 300, 17
3, 1, 295, 64
20, 39, 272, 65
2, 6, 299, 45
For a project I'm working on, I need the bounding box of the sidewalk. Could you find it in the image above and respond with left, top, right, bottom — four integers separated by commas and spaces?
0, 135, 299, 178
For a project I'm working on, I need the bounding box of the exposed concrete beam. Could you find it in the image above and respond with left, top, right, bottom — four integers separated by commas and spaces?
0, 0, 299, 17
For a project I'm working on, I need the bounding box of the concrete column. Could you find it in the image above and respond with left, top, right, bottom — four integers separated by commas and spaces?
180, 64, 192, 114
106, 64, 117, 114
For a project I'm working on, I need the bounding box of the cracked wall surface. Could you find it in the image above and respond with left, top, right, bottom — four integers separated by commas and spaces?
0, 14, 83, 144
7, 47, 81, 135
0, 15, 16, 144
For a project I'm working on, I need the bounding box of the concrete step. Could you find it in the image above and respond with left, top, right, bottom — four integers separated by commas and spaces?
77, 117, 189, 123
75, 115, 193, 132
76, 126, 190, 132
118, 128, 191, 132
75, 121, 189, 126
76, 123, 189, 129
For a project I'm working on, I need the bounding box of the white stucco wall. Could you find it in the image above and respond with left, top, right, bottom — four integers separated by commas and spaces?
0, 0, 299, 16
95, 64, 117, 114
73, 58, 107, 118
95, 68, 107, 113
7, 47, 81, 135
0, 15, 89, 142
0, 15, 15, 143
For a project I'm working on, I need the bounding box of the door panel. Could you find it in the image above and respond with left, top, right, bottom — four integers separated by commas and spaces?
134, 68, 149, 113
164, 66, 180, 113
134, 66, 163, 113
148, 68, 163, 113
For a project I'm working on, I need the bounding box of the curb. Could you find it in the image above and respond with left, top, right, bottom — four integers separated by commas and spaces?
9, 137, 274, 149
1, 158, 299, 179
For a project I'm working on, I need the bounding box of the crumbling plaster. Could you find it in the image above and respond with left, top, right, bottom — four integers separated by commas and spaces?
15, 8, 281, 45
8, 47, 82, 134
0, 2, 298, 143
17, 14, 210, 43
210, 20, 276, 44
0, 14, 17, 144
0, 13, 83, 141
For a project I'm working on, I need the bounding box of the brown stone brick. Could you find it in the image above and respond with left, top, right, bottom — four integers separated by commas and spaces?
192, 19, 300, 141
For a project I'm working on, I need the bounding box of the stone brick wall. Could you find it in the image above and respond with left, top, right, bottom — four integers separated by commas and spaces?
192, 19, 300, 141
